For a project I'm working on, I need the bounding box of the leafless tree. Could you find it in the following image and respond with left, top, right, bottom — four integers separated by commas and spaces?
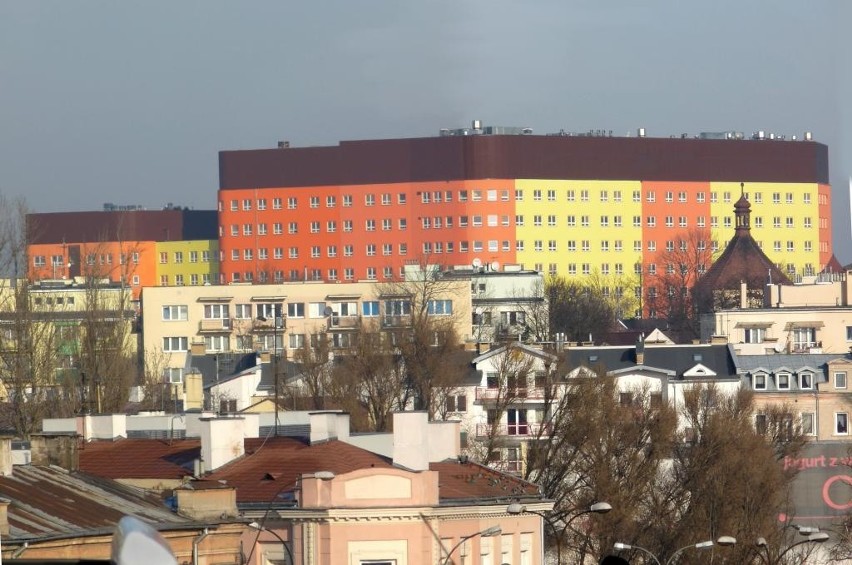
379, 262, 467, 418
546, 274, 637, 343
647, 228, 717, 336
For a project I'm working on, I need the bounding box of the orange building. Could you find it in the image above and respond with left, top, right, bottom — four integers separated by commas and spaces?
26, 208, 218, 301
217, 128, 832, 296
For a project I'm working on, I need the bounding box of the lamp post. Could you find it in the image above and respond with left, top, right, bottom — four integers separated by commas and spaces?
442, 525, 502, 565
244, 470, 335, 565
258, 311, 284, 436
756, 531, 829, 565
614, 537, 736, 565
508, 502, 612, 564
248, 521, 294, 565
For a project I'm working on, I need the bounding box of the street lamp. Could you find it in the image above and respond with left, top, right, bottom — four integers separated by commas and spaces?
615, 537, 736, 565
248, 521, 294, 565
257, 311, 284, 436
756, 531, 829, 564
508, 502, 612, 564
442, 525, 502, 565
244, 471, 335, 564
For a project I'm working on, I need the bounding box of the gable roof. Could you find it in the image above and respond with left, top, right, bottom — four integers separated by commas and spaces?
79, 438, 200, 480
0, 465, 187, 541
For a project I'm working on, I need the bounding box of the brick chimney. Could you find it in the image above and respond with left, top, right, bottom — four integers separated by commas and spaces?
0, 438, 12, 476
635, 334, 645, 365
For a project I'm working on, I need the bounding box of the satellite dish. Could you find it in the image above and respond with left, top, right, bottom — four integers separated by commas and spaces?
474, 307, 484, 315
472, 258, 482, 269
323, 306, 334, 317
490, 261, 500, 272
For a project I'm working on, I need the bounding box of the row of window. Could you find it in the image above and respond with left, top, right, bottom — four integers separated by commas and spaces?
158, 251, 214, 264
223, 189, 819, 211
219, 215, 820, 236
159, 273, 213, 287
33, 252, 141, 268
752, 368, 843, 391
755, 412, 846, 436
165, 299, 451, 322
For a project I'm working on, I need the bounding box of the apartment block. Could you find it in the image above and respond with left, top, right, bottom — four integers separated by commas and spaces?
26, 208, 219, 301
141, 278, 472, 384
217, 126, 831, 294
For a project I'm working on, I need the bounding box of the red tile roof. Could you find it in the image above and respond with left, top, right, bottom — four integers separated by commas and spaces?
431, 460, 540, 500
79, 438, 200, 480
204, 437, 393, 503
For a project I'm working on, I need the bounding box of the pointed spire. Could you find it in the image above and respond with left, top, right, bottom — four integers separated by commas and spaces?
735, 182, 751, 232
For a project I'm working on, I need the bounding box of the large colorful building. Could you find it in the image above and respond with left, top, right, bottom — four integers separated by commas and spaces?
26, 208, 219, 301
217, 127, 832, 301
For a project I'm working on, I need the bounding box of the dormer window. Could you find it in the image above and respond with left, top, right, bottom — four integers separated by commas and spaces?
776, 373, 791, 390
799, 372, 814, 390
753, 374, 767, 390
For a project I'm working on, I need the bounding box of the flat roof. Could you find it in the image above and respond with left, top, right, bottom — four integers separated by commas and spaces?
219, 134, 829, 190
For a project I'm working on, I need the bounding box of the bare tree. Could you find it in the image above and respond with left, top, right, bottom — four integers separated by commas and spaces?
546, 275, 636, 343
379, 262, 467, 417
0, 195, 67, 436
464, 343, 539, 469
330, 325, 407, 432
291, 331, 332, 410
647, 228, 717, 336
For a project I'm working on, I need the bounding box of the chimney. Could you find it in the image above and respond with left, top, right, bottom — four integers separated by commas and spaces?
0, 498, 10, 536
309, 411, 350, 445
427, 420, 461, 461
175, 486, 238, 521
29, 434, 80, 471
740, 281, 748, 309
76, 414, 127, 440
0, 438, 11, 476
635, 334, 645, 365
392, 412, 430, 471
199, 417, 245, 473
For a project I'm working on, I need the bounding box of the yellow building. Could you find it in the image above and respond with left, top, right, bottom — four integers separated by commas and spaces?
155, 239, 219, 287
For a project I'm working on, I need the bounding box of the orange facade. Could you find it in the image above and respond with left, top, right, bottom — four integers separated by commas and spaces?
28, 241, 158, 300
218, 180, 518, 284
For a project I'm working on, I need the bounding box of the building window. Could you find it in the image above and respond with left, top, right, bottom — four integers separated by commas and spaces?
835, 371, 847, 389
162, 337, 188, 352
753, 373, 766, 391
836, 413, 848, 435
162, 305, 188, 321
755, 414, 767, 435
800, 412, 815, 435
744, 328, 764, 344
798, 372, 813, 390
776, 373, 791, 390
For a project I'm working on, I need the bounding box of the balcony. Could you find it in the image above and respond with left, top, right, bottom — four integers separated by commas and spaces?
475, 422, 552, 438
328, 315, 360, 329
199, 318, 232, 332
475, 387, 548, 402
382, 315, 411, 328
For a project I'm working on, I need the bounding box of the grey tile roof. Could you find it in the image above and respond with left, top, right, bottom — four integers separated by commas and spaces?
564, 344, 739, 379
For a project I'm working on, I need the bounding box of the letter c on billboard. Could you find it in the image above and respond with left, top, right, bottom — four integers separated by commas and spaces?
822, 475, 852, 511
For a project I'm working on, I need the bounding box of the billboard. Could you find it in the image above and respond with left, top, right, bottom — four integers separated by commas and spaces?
784, 441, 852, 524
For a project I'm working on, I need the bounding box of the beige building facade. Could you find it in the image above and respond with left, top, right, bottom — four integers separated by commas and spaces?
141, 278, 472, 386
701, 275, 852, 355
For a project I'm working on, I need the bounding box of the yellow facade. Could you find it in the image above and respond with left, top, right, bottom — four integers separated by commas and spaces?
154, 240, 219, 287
514, 179, 643, 281
710, 182, 821, 278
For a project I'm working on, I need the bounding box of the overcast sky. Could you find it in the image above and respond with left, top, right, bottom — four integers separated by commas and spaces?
1, 1, 850, 258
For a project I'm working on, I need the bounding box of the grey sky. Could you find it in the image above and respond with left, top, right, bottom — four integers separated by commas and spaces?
1, 1, 850, 258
